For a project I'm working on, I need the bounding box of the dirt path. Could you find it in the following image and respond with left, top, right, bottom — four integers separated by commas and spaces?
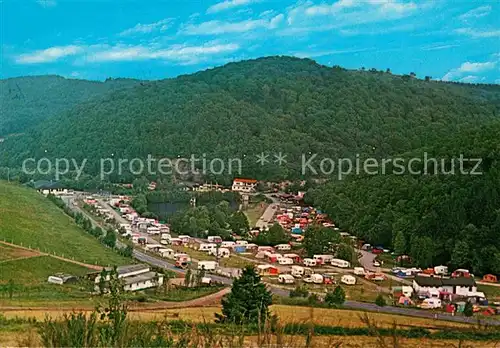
0, 254, 44, 264
0, 241, 103, 271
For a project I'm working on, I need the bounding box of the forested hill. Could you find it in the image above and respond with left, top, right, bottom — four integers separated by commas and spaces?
306, 121, 500, 275
1, 56, 500, 181
0, 75, 140, 136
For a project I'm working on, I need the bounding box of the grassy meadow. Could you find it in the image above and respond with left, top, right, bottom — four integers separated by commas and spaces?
0, 181, 128, 265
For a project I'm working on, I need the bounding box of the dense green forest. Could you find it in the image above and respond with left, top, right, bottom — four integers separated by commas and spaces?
1, 56, 499, 181
0, 75, 139, 136
306, 122, 500, 275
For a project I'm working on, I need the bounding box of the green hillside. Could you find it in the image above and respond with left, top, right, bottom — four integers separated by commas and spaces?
306, 122, 500, 275
0, 75, 139, 136
1, 56, 499, 181
0, 181, 128, 266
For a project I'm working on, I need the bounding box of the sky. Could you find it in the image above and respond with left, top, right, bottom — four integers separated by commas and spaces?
1, 0, 499, 83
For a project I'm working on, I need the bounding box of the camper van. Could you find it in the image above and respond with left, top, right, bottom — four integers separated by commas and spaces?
313, 255, 333, 265
303, 258, 317, 267
199, 243, 217, 252
434, 265, 448, 275
278, 274, 295, 284
353, 267, 365, 276
278, 257, 293, 265
236, 240, 248, 246
304, 274, 323, 284
161, 233, 171, 241
341, 275, 356, 285
208, 236, 222, 243
210, 247, 231, 258
158, 248, 174, 259
419, 298, 442, 309
275, 244, 291, 251
178, 235, 191, 243
198, 261, 218, 271
221, 241, 235, 248
331, 258, 351, 268
291, 265, 304, 278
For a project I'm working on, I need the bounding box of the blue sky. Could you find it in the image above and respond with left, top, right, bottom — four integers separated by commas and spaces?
1, 0, 499, 83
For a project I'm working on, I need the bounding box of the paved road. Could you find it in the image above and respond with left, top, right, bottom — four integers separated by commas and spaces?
255, 193, 280, 229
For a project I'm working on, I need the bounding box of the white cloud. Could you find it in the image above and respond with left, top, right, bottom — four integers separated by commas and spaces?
86, 43, 240, 64
182, 14, 284, 35
119, 19, 173, 36
459, 5, 491, 20
442, 58, 498, 81
455, 28, 500, 38
36, 0, 57, 7
206, 0, 256, 14
458, 75, 479, 83
421, 43, 460, 51
293, 47, 373, 58
457, 61, 496, 73
283, 0, 423, 36
15, 45, 83, 64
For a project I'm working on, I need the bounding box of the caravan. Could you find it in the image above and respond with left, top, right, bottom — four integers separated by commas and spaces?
331, 258, 351, 268
291, 265, 304, 278
198, 261, 218, 271
199, 243, 217, 252
303, 258, 317, 267
278, 274, 295, 284
313, 255, 333, 265
275, 244, 291, 251
341, 275, 356, 285
278, 257, 293, 265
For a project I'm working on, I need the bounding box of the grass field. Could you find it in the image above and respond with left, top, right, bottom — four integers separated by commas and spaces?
0, 255, 95, 303
244, 202, 268, 227
478, 284, 500, 301
0, 181, 128, 266
2, 305, 472, 330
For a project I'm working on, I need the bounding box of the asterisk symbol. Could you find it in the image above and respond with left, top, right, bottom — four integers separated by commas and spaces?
274, 152, 287, 165
256, 152, 269, 166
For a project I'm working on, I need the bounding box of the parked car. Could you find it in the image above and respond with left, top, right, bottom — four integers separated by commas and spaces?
373, 260, 381, 267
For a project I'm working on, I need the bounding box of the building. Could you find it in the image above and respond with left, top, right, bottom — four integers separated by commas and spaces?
94, 264, 164, 292
32, 180, 70, 196
231, 178, 257, 193
47, 273, 78, 285
413, 275, 477, 298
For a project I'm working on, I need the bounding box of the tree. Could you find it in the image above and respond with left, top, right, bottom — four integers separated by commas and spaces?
325, 286, 345, 306
229, 211, 250, 235
102, 230, 117, 248
464, 301, 473, 317
7, 279, 14, 300
303, 224, 340, 257
215, 265, 272, 325
184, 269, 192, 288
375, 294, 386, 307
451, 240, 471, 269
393, 231, 406, 256
255, 223, 289, 246
336, 243, 355, 264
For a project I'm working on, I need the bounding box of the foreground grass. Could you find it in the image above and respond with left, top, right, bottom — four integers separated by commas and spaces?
0, 181, 128, 265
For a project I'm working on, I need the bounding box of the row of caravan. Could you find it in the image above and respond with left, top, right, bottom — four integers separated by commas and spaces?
302, 256, 351, 268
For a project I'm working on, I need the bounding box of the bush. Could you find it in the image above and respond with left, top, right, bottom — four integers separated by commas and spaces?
325, 286, 345, 307
289, 285, 309, 298
308, 293, 319, 305
375, 294, 386, 307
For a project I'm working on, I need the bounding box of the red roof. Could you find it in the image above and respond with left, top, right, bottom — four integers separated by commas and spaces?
234, 178, 257, 184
